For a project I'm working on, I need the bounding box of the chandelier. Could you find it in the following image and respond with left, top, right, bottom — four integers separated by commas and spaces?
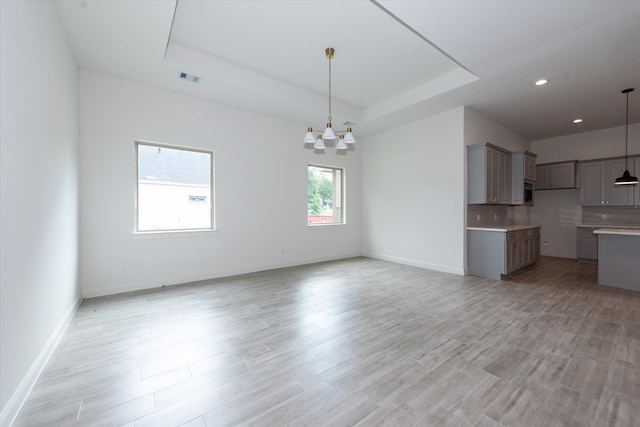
303, 48, 356, 151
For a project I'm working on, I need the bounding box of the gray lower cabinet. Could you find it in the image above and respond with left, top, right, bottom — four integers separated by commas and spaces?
636, 157, 640, 206
468, 227, 541, 280
577, 227, 598, 263
580, 158, 635, 206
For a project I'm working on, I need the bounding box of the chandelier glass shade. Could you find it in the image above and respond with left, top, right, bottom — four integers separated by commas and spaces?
303, 48, 356, 152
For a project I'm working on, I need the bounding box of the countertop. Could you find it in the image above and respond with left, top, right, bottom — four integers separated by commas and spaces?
593, 228, 640, 236
467, 224, 541, 232
578, 224, 640, 229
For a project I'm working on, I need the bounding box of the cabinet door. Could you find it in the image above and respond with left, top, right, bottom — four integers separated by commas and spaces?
532, 230, 541, 260
606, 158, 635, 206
506, 235, 518, 273
636, 157, 640, 206
577, 228, 598, 261
524, 155, 536, 181
536, 166, 548, 190
499, 151, 512, 204
580, 161, 605, 206
487, 147, 500, 203
548, 163, 576, 189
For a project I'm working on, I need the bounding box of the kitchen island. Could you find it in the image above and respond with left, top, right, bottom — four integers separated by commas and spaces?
593, 228, 640, 292
467, 225, 541, 280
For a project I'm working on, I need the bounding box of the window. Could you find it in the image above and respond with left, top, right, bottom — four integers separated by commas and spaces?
308, 165, 344, 225
136, 142, 213, 232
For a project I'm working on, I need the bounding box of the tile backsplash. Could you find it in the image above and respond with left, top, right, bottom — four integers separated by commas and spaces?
467, 204, 640, 228
582, 206, 640, 226
467, 205, 530, 226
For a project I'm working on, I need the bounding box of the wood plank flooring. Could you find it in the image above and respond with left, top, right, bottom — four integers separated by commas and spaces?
12, 256, 640, 426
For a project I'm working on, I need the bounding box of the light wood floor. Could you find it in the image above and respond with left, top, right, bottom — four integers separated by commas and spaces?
13, 256, 640, 426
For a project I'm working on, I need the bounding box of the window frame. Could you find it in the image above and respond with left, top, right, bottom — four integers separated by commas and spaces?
307, 163, 346, 227
135, 140, 214, 234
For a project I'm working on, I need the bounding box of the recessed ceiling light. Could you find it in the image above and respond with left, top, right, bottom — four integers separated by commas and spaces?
535, 79, 548, 86
573, 118, 583, 124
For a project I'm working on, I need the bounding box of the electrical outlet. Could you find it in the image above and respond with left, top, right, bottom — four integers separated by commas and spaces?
477, 214, 480, 222
602, 214, 607, 220
543, 240, 549, 246
494, 213, 498, 221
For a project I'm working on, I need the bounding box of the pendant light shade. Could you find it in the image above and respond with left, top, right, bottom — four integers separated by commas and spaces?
313, 135, 325, 150
343, 128, 355, 144
614, 88, 639, 185
303, 128, 316, 144
322, 123, 336, 140
303, 48, 355, 152
615, 170, 638, 185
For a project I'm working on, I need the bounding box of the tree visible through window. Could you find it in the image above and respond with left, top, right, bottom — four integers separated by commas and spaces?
308, 165, 344, 225
136, 142, 213, 232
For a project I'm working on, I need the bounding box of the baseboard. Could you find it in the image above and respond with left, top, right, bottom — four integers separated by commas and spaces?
0, 296, 82, 427
82, 254, 362, 298
362, 252, 465, 276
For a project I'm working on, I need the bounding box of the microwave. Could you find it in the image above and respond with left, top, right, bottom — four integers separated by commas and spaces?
524, 181, 534, 204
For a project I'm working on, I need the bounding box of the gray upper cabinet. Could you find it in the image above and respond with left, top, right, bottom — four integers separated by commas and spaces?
580, 158, 635, 206
524, 153, 536, 181
511, 151, 536, 204
467, 143, 511, 204
536, 161, 577, 190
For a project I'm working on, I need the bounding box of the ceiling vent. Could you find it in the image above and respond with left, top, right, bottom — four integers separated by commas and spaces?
179, 72, 200, 83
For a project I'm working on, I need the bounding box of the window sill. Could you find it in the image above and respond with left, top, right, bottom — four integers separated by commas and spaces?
133, 229, 217, 239
307, 223, 346, 229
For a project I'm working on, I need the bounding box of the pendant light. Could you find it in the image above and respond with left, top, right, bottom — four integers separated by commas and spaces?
614, 88, 639, 185
303, 48, 356, 152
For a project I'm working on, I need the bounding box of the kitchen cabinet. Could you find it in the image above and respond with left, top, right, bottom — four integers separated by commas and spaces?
536, 161, 577, 190
512, 151, 537, 183
467, 226, 541, 280
577, 226, 598, 263
594, 228, 640, 292
506, 228, 541, 274
580, 158, 635, 206
635, 157, 640, 206
467, 143, 512, 204
512, 151, 537, 204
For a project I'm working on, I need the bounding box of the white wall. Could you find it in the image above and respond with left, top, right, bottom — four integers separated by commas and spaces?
79, 71, 361, 297
361, 107, 465, 275
530, 124, 640, 259
532, 123, 640, 163
463, 107, 531, 152
0, 1, 81, 423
